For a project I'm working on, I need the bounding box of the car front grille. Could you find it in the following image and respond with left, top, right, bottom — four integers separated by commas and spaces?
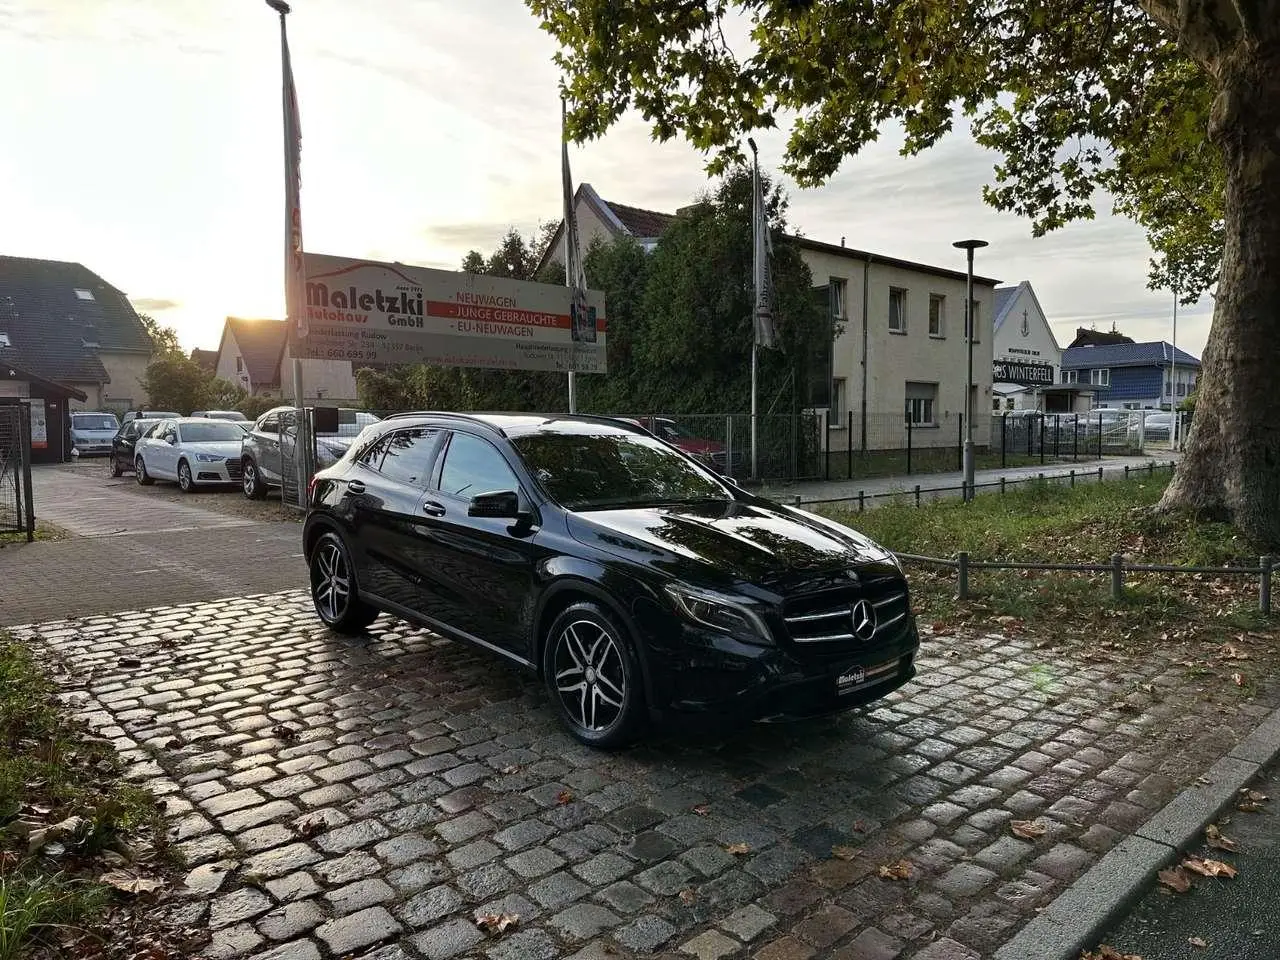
782, 580, 910, 650
225, 459, 243, 481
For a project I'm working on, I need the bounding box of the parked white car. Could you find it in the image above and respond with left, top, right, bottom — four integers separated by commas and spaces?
133, 417, 247, 492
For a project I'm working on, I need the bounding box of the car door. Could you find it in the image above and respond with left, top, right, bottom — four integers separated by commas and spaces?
250, 412, 283, 483
148, 421, 179, 478
411, 430, 541, 660
344, 427, 446, 614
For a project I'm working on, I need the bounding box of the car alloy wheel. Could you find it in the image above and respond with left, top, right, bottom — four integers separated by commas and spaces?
178, 460, 194, 493
544, 602, 643, 748
243, 459, 266, 499
135, 457, 154, 485
308, 531, 378, 634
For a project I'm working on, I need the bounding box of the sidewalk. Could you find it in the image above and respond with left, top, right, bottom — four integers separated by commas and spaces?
761, 453, 1178, 507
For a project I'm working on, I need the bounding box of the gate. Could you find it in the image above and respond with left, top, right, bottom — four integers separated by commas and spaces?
0, 400, 35, 540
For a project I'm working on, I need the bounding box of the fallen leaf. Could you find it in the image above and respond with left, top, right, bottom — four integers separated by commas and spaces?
852, 819, 869, 833
1237, 800, 1265, 813
678, 888, 697, 905
500, 765, 520, 775
556, 790, 574, 805
1231, 672, 1245, 687
294, 817, 326, 839
877, 860, 912, 881
272, 724, 299, 742
1182, 857, 1237, 879
1242, 789, 1270, 803
1188, 936, 1208, 948
831, 845, 858, 861
1205, 825, 1238, 852
723, 842, 750, 856
474, 912, 519, 936
691, 804, 711, 816
1195, 776, 1211, 785
1081, 947, 1144, 960
1157, 867, 1191, 893
1011, 820, 1048, 840
100, 870, 166, 895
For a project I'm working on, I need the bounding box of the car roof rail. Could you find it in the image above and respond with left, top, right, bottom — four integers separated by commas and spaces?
377, 411, 511, 435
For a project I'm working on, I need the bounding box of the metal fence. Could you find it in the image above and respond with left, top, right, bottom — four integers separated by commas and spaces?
0, 401, 35, 540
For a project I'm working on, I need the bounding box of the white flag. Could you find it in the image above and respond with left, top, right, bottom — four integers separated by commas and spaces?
280, 14, 306, 338
562, 101, 594, 343
752, 152, 778, 349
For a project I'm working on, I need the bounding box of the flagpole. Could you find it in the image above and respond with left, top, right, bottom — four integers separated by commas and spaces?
268, 0, 308, 505
561, 100, 578, 413
748, 138, 760, 481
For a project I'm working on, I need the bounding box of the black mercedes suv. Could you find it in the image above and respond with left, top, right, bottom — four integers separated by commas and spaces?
302, 413, 919, 747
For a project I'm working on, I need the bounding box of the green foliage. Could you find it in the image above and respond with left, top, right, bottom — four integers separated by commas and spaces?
140, 354, 212, 414
136, 313, 182, 359
205, 378, 248, 411
529, 0, 1224, 299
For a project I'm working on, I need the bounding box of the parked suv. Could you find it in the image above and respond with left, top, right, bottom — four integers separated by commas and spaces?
241, 406, 381, 499
303, 413, 919, 747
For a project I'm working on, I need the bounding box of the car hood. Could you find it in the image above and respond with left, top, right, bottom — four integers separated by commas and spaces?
179, 441, 243, 457
567, 498, 895, 587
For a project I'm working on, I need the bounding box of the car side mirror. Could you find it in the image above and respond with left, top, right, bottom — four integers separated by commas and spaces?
468, 490, 521, 519
166, 436, 176, 445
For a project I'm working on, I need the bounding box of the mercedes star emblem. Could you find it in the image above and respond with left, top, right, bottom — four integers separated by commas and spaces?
850, 599, 877, 641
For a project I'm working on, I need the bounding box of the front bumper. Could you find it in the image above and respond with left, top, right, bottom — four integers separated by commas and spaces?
71, 442, 112, 457
191, 458, 243, 484
638, 608, 921, 723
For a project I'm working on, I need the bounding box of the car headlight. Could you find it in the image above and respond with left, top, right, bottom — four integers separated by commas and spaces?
664, 584, 774, 646
194, 453, 223, 462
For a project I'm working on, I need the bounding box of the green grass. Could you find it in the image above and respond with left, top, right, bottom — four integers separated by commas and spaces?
0, 523, 69, 547
822, 474, 1276, 657
0, 638, 166, 959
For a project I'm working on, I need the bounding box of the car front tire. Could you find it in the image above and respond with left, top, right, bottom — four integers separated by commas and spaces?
243, 458, 267, 499
178, 460, 195, 493
110, 457, 123, 478
309, 531, 378, 634
135, 456, 154, 485
542, 601, 645, 749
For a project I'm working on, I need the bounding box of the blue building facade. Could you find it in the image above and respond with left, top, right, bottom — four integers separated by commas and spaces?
1060, 342, 1200, 410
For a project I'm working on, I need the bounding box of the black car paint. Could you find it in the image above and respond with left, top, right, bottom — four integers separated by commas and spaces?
303, 414, 919, 724
110, 420, 160, 474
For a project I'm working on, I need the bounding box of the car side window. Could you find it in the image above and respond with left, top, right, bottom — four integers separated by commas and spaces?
259, 414, 279, 435
357, 435, 391, 470
438, 432, 518, 500
378, 428, 441, 487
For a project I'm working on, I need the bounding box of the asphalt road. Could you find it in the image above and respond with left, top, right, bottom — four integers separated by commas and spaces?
1097, 758, 1280, 959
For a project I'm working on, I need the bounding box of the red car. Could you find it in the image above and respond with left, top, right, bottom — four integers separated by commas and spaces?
636, 417, 727, 469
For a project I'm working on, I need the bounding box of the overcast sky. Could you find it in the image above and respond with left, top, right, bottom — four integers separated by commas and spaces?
0, 0, 1210, 358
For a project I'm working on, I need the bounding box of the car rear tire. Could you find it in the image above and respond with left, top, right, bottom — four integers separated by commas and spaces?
110, 458, 123, 478
178, 460, 195, 493
135, 456, 154, 485
243, 458, 267, 500
543, 601, 645, 749
309, 531, 378, 634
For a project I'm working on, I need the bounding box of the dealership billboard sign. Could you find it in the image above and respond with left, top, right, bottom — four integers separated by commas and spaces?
993, 358, 1055, 386
289, 253, 607, 373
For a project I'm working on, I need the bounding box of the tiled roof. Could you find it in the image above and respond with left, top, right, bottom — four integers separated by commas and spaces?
1070, 327, 1134, 347
993, 285, 1019, 331
1062, 342, 1200, 369
0, 255, 151, 386
602, 200, 677, 239
190, 348, 218, 373
223, 318, 287, 387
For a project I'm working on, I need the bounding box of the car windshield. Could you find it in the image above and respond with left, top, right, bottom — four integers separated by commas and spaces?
513, 429, 728, 510
179, 421, 247, 443
73, 414, 118, 431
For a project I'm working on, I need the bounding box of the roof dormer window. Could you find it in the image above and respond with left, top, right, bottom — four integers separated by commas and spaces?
74, 288, 95, 301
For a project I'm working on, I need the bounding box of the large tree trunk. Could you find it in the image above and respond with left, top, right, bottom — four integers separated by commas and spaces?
1158, 41, 1280, 549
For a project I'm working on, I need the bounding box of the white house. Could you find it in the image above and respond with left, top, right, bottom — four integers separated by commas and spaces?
213, 317, 358, 404
991, 282, 1095, 413
539, 183, 997, 450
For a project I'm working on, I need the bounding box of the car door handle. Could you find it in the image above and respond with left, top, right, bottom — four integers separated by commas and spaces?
421, 500, 446, 517
346, 480, 366, 494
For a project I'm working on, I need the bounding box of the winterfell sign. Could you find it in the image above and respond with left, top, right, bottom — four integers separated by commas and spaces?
291, 253, 607, 373
993, 358, 1055, 386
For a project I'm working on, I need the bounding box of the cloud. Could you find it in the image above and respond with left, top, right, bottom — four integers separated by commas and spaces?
422, 222, 541, 253
130, 297, 180, 312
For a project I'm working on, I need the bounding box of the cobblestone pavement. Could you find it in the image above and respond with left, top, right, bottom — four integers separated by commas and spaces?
19, 592, 1277, 960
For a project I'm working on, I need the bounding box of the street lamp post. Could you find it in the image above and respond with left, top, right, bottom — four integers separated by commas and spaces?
953, 239, 988, 503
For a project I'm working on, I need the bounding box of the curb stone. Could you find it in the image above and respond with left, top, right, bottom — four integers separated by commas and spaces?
994, 702, 1280, 960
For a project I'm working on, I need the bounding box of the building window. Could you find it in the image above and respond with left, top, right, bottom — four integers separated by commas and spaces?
905, 381, 937, 426
830, 278, 847, 320
1177, 382, 1187, 397
965, 299, 980, 342
889, 288, 907, 333
831, 378, 847, 420
1063, 369, 1078, 384
1090, 368, 1110, 387
74, 288, 95, 301
235, 356, 243, 374
928, 295, 945, 338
